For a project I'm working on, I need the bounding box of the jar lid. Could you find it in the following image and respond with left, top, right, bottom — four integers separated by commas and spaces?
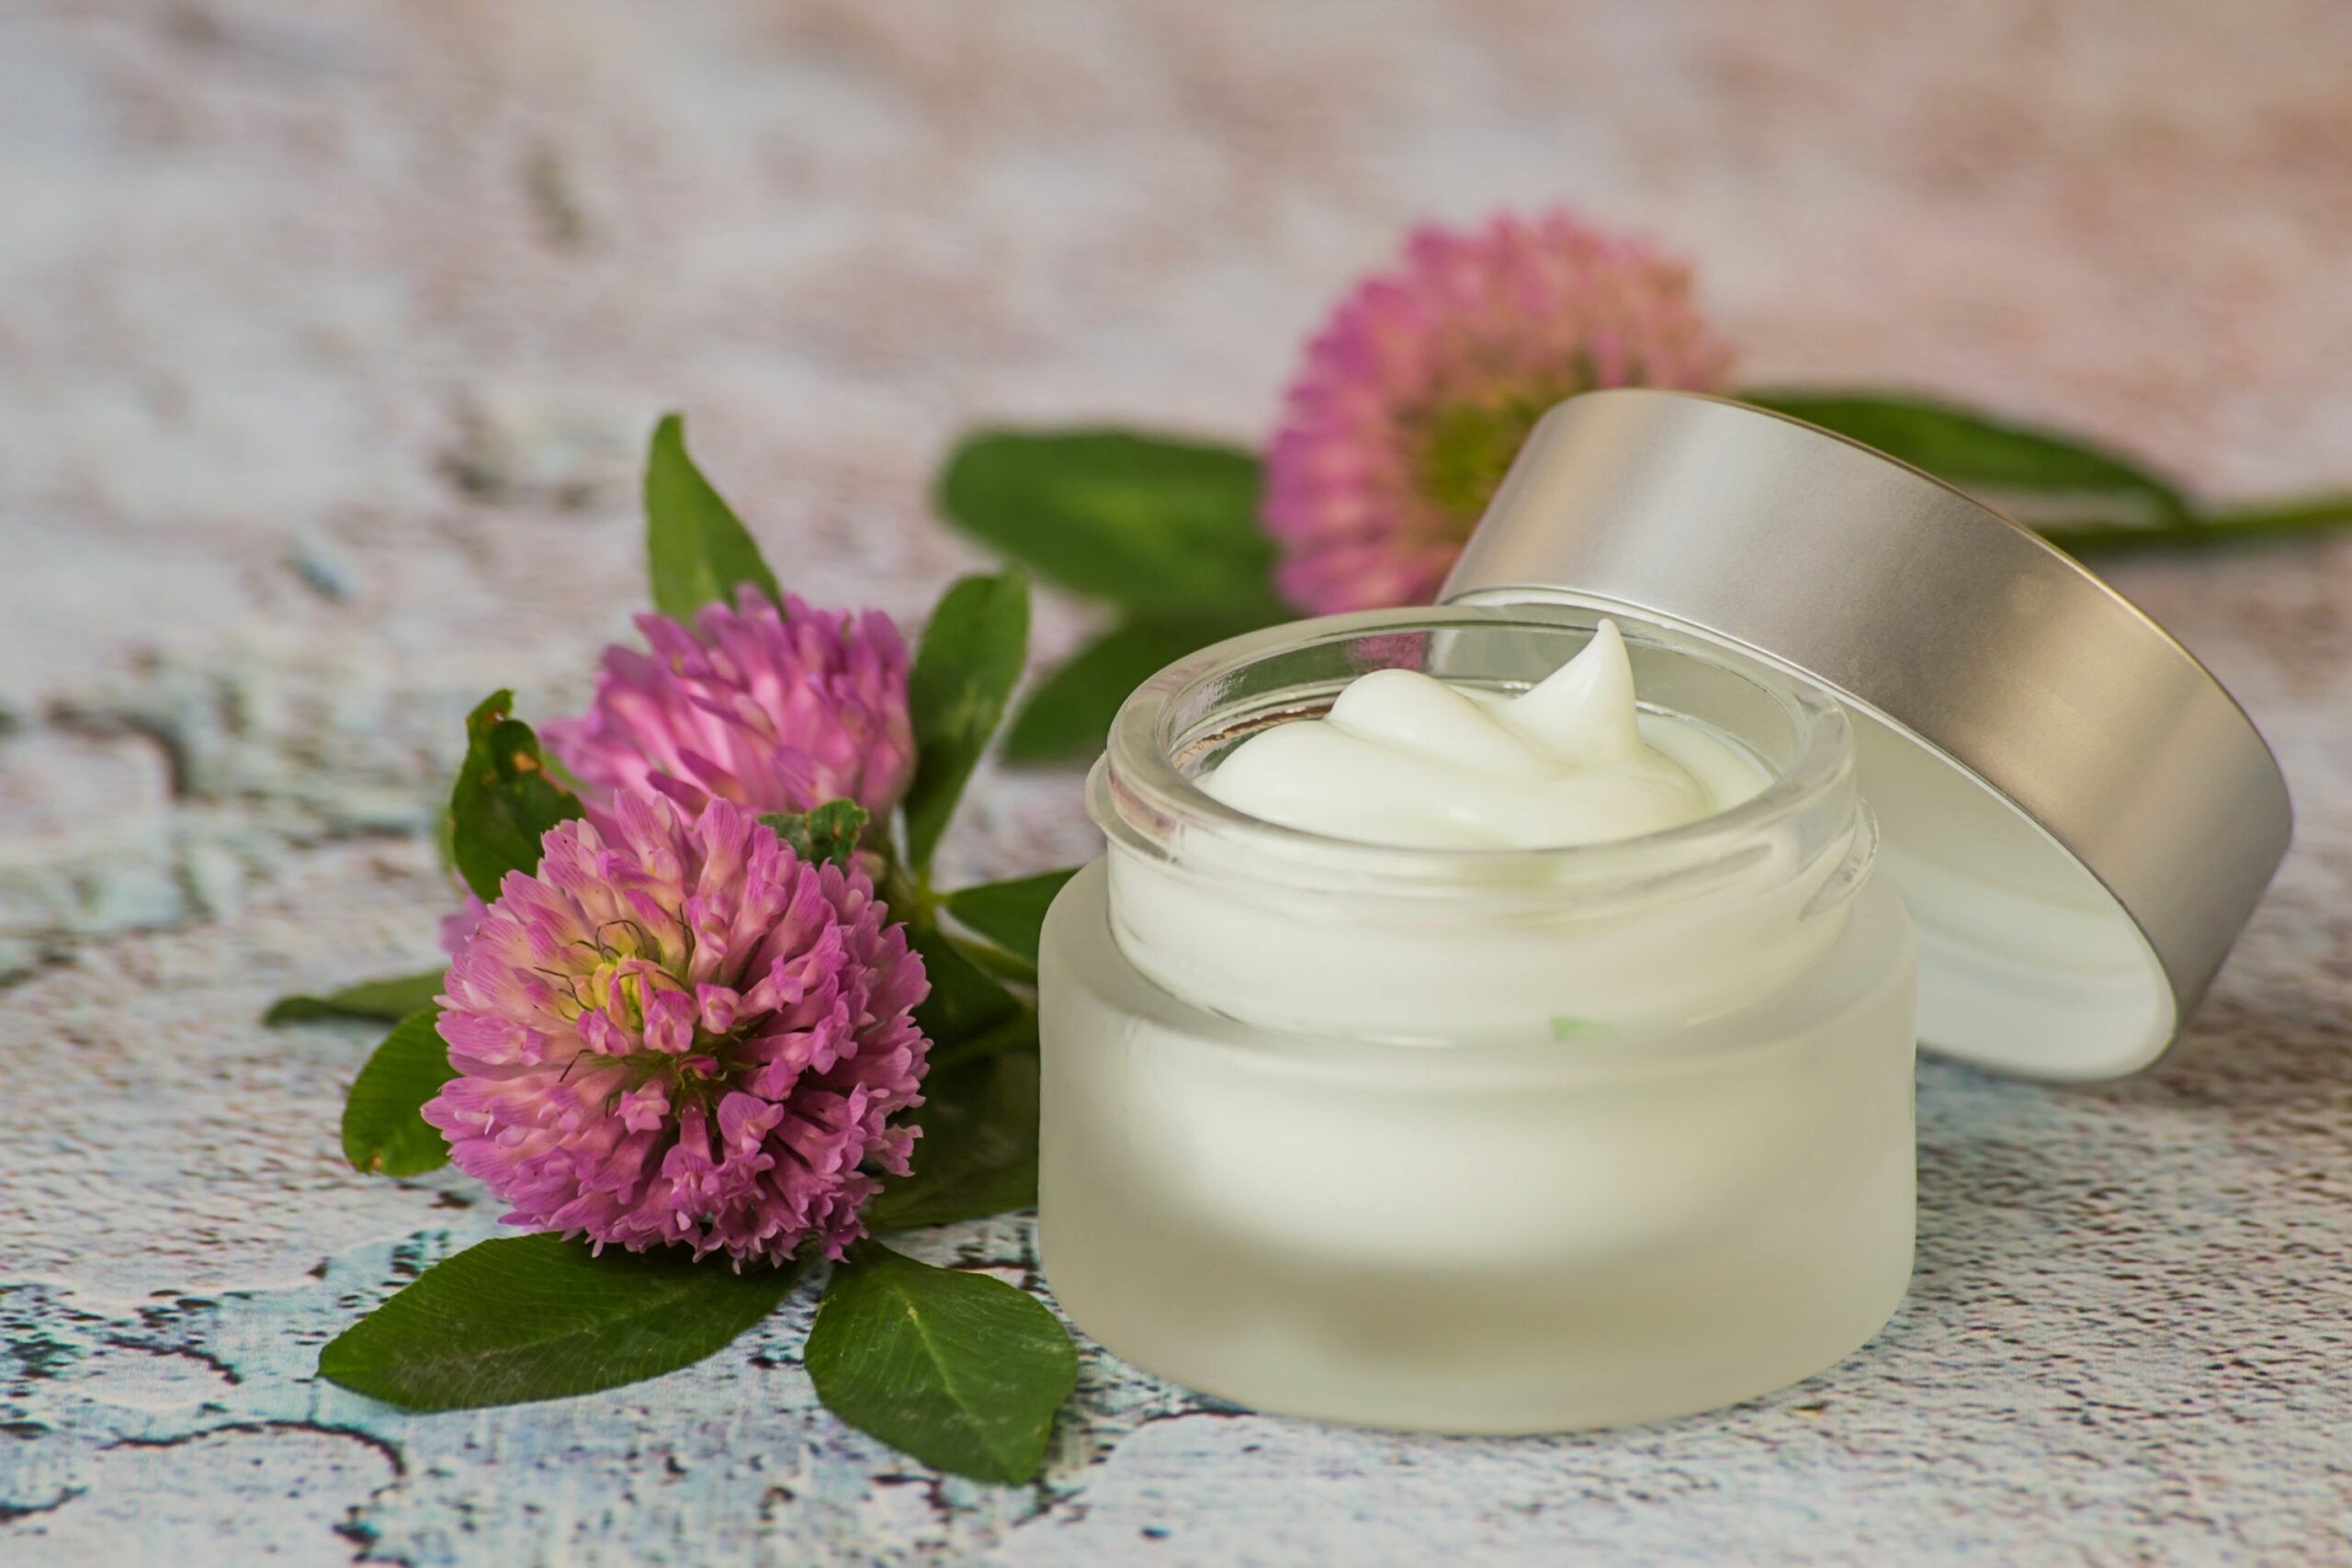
1441, 389, 2291, 1081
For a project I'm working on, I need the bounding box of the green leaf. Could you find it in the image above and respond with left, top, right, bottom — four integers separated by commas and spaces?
341, 1009, 457, 1177
943, 869, 1080, 967
869, 1049, 1040, 1231
1740, 391, 2352, 554
266, 969, 447, 1026
757, 799, 868, 871
2041, 491, 2352, 555
644, 412, 782, 620
318, 1233, 806, 1411
447, 691, 585, 903
1739, 390, 2194, 527
903, 569, 1031, 874
936, 430, 1288, 618
1000, 611, 1281, 766
927, 1012, 1039, 1073
804, 1240, 1077, 1483
909, 922, 1023, 1047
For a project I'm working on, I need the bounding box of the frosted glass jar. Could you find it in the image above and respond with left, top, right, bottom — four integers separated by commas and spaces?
1037, 607, 1918, 1433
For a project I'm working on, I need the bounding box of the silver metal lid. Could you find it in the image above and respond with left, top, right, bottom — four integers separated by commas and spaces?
1441, 389, 2291, 1081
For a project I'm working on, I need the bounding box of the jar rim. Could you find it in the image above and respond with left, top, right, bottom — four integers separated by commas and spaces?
1093, 604, 1856, 887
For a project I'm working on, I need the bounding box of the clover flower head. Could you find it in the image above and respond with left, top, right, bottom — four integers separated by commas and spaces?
543, 587, 915, 828
438, 894, 488, 958
1265, 209, 1732, 614
423, 793, 930, 1266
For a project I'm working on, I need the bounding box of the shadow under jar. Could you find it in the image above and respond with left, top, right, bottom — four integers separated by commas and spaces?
1037, 605, 1917, 1433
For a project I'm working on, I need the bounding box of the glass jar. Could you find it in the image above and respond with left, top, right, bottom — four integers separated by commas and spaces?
1037, 606, 1918, 1433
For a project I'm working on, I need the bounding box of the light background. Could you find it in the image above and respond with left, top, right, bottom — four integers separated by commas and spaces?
3, 3, 2350, 1562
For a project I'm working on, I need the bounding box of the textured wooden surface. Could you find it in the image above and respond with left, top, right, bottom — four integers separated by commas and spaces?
6, 2, 2352, 1562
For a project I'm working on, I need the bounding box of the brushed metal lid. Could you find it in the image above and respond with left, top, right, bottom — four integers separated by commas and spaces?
1441, 389, 2291, 1081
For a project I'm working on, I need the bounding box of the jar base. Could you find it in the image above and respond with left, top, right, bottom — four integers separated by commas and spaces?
1038, 860, 1918, 1434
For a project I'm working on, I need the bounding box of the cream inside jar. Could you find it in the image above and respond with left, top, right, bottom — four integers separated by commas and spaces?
1095, 614, 1867, 1045
1201, 618, 1768, 851
1038, 606, 1918, 1433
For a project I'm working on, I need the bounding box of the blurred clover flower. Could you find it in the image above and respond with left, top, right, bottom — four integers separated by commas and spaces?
545, 587, 915, 829
1265, 209, 1731, 613
424, 793, 931, 1266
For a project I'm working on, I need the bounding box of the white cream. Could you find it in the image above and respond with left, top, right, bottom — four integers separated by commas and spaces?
1100, 621, 1835, 1043
1202, 621, 1765, 851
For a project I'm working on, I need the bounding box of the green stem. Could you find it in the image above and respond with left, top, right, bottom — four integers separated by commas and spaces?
2042, 491, 2352, 555
2202, 492, 2352, 535
879, 859, 940, 927
955, 939, 1037, 989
